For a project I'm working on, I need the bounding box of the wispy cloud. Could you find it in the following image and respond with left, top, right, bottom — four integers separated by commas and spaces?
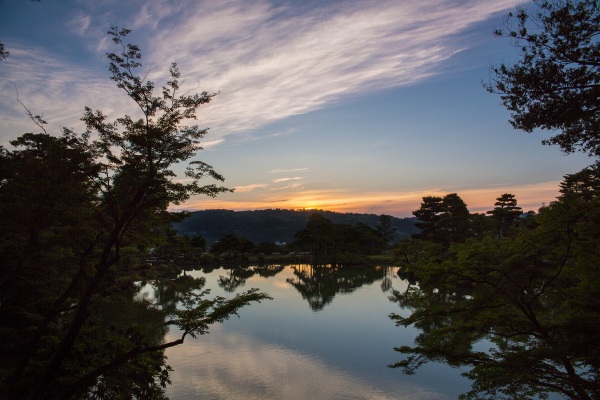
166, 328, 437, 400
142, 0, 523, 141
231, 176, 305, 194
69, 12, 91, 36
272, 177, 303, 183
0, 0, 522, 145
233, 183, 270, 193
0, 46, 117, 144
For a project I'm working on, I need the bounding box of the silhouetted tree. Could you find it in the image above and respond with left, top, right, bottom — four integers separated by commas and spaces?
486, 0, 600, 156
413, 193, 471, 244
255, 241, 280, 255
210, 234, 254, 257
292, 213, 384, 265
440, 193, 471, 243
412, 196, 445, 242
293, 213, 336, 263
378, 214, 397, 249
0, 41, 8, 61
559, 160, 600, 200
486, 193, 522, 238
355, 222, 386, 255
0, 27, 269, 399
389, 3, 600, 397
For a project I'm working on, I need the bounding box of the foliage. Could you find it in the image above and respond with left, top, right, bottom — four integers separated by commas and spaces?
486, 0, 600, 156
560, 159, 600, 199
174, 208, 419, 246
255, 241, 282, 255
486, 193, 523, 238
0, 27, 270, 399
189, 235, 207, 252
412, 193, 472, 244
390, 170, 600, 399
291, 213, 386, 265
409, 192, 531, 247
293, 213, 336, 263
378, 214, 397, 249
210, 234, 254, 258
0, 41, 8, 61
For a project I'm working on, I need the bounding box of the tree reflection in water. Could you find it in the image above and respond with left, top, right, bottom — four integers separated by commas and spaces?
218, 265, 286, 292
286, 264, 392, 311
177, 263, 396, 312
389, 234, 600, 400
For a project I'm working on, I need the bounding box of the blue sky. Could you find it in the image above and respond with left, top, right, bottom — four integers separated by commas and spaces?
0, 0, 591, 217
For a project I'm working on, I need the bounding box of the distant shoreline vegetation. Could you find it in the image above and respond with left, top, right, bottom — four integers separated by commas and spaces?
173, 208, 419, 246
166, 209, 404, 267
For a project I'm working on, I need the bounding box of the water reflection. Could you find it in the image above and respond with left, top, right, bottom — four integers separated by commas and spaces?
165, 328, 448, 400
160, 265, 471, 399
147, 273, 206, 314
218, 265, 286, 292
286, 264, 391, 311
389, 278, 584, 400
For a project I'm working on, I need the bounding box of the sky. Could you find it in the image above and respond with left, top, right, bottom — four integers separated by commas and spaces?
0, 0, 592, 217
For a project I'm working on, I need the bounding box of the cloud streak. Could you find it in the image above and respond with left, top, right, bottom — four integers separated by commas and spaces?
0, 0, 522, 146
165, 328, 443, 400
233, 183, 270, 193
272, 177, 303, 183
142, 0, 524, 140
174, 180, 563, 217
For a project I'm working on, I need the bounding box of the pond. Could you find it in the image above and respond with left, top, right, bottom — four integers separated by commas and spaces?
161, 264, 472, 399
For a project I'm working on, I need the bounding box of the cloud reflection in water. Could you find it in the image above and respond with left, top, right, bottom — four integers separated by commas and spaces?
165, 328, 446, 400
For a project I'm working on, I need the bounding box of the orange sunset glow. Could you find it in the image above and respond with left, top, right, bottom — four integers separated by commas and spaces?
172, 180, 564, 217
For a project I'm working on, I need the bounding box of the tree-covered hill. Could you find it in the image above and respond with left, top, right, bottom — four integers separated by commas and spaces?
174, 209, 419, 245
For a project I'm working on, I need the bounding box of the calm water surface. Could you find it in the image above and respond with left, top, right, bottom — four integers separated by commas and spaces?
163, 265, 471, 399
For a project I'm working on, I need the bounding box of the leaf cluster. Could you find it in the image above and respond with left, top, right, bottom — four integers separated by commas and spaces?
291, 212, 387, 265
487, 0, 600, 156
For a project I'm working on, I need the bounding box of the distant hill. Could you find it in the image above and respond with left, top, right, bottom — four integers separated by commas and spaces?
174, 209, 419, 245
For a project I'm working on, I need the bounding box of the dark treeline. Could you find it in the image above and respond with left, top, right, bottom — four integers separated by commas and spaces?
174, 208, 418, 246
163, 212, 399, 266
291, 213, 394, 265
182, 193, 530, 267
396, 192, 534, 263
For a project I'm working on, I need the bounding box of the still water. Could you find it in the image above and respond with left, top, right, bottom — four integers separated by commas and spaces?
163, 265, 471, 399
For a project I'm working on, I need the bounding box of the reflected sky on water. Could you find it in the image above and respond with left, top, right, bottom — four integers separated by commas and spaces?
164, 265, 470, 399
